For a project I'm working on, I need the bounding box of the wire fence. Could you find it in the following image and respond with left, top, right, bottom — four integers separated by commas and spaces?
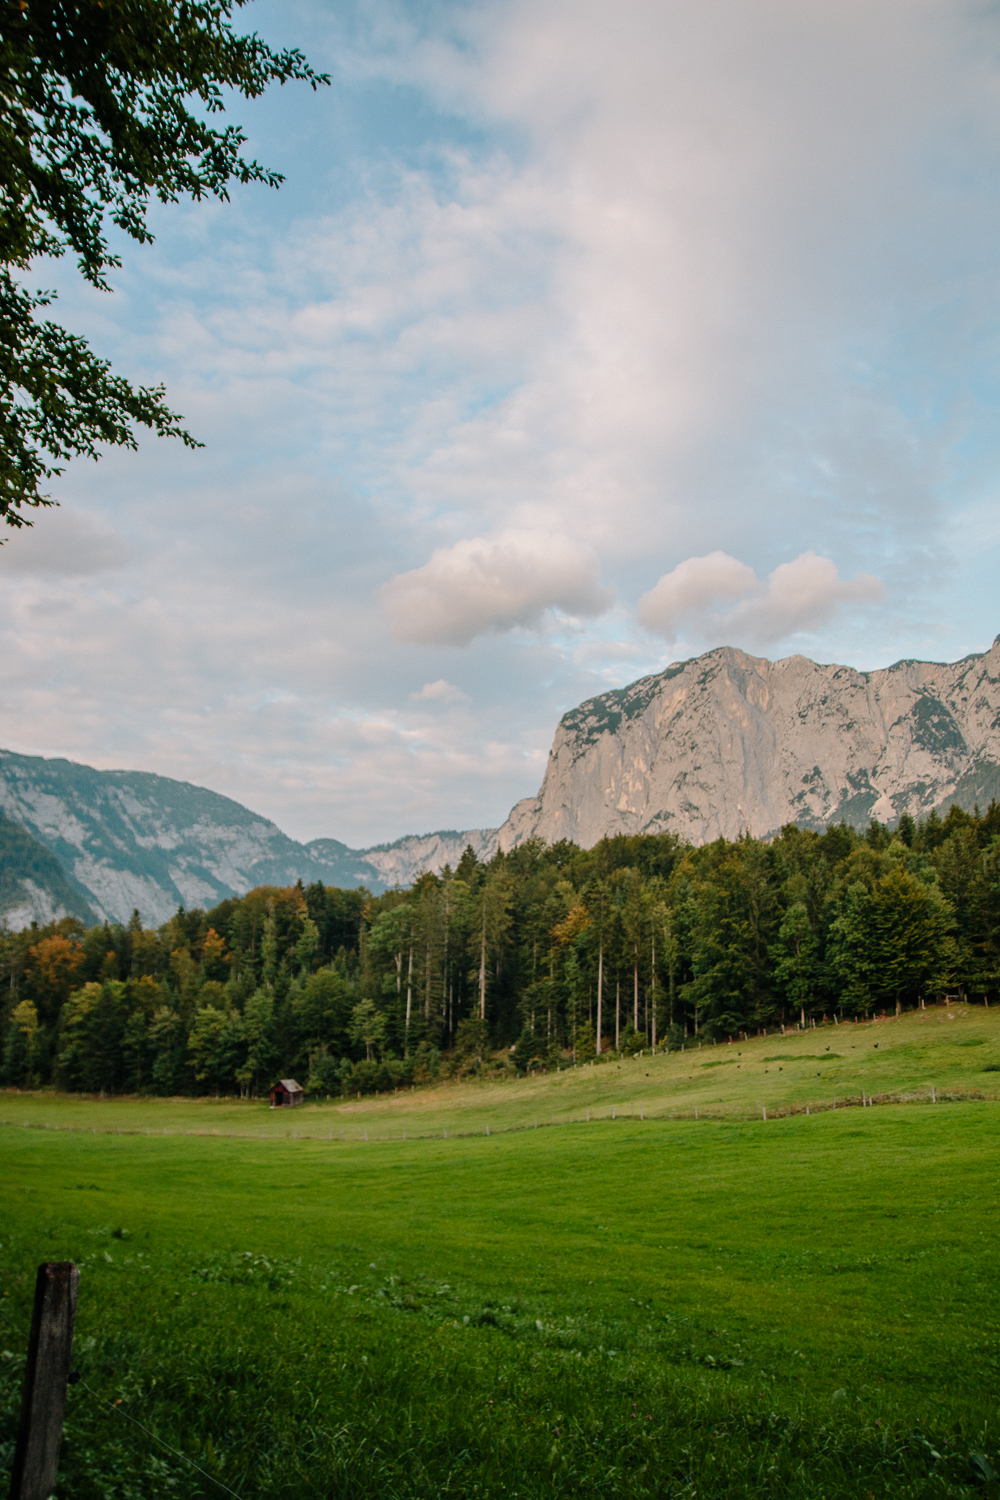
76, 1376, 246, 1500
0, 1310, 246, 1500
1, 1084, 994, 1145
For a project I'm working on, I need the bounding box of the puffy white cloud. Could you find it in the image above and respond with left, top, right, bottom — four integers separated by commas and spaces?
639, 551, 883, 645
411, 679, 471, 703
637, 552, 761, 639
381, 529, 614, 646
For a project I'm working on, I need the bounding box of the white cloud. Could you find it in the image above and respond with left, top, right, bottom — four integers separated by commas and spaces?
353, 0, 999, 563
411, 679, 470, 702
381, 529, 614, 646
637, 552, 761, 639
639, 550, 884, 645
0, 0, 995, 846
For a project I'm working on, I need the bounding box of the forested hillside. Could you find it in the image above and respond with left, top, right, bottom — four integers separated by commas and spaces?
2, 805, 998, 1099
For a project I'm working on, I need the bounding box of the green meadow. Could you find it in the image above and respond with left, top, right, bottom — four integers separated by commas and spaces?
1, 1005, 999, 1499
3, 1001, 998, 1140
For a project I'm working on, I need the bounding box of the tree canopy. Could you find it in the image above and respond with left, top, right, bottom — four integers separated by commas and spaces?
0, 0, 328, 527
3, 802, 999, 1098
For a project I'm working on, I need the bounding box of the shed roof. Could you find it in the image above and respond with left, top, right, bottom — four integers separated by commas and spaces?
274, 1079, 303, 1093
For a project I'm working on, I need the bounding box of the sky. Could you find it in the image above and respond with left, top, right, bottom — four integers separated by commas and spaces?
2, 0, 1000, 847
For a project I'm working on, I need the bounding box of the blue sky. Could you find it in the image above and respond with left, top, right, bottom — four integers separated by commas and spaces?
1, 0, 999, 845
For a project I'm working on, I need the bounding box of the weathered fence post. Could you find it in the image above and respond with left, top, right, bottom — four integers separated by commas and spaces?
9, 1261, 79, 1500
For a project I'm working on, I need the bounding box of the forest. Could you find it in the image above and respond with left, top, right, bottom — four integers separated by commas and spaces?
2, 803, 998, 1099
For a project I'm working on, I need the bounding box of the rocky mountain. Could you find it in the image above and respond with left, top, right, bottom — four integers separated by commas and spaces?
348, 827, 499, 888
0, 750, 391, 928
498, 637, 1000, 848
4, 636, 996, 930
0, 811, 98, 929
0, 749, 500, 929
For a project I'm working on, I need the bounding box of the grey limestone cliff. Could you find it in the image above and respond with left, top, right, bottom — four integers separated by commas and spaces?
0, 750, 387, 926
498, 637, 1000, 849
0, 750, 502, 928
352, 827, 499, 887
0, 810, 98, 928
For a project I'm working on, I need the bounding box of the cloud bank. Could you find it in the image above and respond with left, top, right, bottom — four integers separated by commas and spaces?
0, 509, 133, 576
0, 0, 996, 844
639, 551, 884, 645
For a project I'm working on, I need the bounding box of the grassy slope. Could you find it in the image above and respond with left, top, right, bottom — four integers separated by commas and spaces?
2, 1001, 997, 1139
1, 1006, 999, 1498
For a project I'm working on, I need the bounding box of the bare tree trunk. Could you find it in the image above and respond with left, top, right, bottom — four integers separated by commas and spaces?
425, 939, 431, 1021
615, 978, 620, 1049
651, 935, 656, 1049
405, 944, 413, 1049
634, 957, 639, 1032
479, 909, 487, 1021
596, 941, 603, 1055
443, 912, 450, 1039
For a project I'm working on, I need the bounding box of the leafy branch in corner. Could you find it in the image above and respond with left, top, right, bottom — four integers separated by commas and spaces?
0, 0, 329, 528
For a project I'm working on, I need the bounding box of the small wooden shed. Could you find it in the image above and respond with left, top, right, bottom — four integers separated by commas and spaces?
269, 1078, 304, 1108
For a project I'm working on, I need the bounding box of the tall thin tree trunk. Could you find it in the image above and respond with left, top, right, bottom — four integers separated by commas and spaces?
634, 956, 639, 1032
443, 906, 450, 1039
596, 941, 603, 1055
425, 940, 431, 1021
479, 908, 487, 1021
651, 935, 656, 1049
405, 943, 413, 1049
616, 979, 620, 1049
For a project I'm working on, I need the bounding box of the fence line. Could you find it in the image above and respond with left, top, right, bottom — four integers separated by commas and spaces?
77, 1376, 245, 1500
0, 1085, 993, 1147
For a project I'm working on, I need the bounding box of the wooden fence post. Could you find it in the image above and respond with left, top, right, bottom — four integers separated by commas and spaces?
9, 1261, 79, 1500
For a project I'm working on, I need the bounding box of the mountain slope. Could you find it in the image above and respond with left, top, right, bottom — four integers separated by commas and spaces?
0, 811, 98, 928
0, 751, 391, 926
499, 637, 1000, 848
344, 827, 499, 888
0, 750, 500, 927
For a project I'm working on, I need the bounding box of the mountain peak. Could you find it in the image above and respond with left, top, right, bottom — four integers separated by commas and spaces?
498, 637, 1000, 849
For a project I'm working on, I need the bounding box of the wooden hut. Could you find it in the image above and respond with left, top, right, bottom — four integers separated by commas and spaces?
269, 1078, 304, 1108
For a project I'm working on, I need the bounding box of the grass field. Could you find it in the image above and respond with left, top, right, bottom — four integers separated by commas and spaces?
3, 1001, 998, 1141
1, 1004, 999, 1499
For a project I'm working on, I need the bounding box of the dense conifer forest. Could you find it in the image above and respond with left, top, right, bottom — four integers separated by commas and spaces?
2, 804, 998, 1098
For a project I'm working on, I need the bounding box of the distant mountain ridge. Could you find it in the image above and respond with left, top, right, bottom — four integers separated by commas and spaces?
350, 827, 499, 888
0, 750, 465, 928
497, 636, 1000, 848
3, 636, 997, 929
0, 758, 502, 927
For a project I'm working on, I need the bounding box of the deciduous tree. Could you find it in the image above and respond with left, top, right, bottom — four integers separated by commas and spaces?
0, 0, 327, 527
